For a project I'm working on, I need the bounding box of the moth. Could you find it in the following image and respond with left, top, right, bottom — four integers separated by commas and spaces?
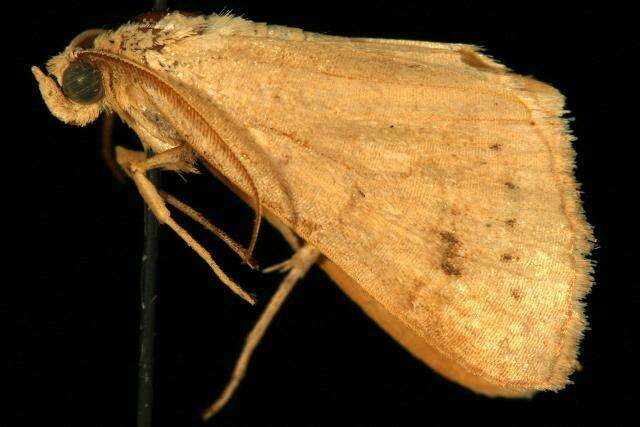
33, 11, 593, 418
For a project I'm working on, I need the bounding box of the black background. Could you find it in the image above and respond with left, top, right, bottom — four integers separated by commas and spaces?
9, 1, 635, 426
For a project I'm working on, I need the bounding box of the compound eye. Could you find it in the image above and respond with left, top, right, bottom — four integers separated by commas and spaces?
62, 60, 104, 104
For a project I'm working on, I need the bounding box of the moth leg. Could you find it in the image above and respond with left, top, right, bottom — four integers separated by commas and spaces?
101, 112, 126, 183
115, 146, 256, 305
203, 244, 321, 420
159, 190, 258, 269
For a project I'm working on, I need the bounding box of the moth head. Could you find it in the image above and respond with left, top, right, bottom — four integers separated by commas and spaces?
32, 29, 107, 126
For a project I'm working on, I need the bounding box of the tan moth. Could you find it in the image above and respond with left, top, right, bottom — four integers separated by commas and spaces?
33, 11, 593, 418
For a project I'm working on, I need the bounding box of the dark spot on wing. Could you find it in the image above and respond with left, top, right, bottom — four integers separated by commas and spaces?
510, 288, 523, 300
441, 261, 462, 276
439, 231, 459, 246
439, 231, 463, 276
489, 143, 503, 151
504, 181, 517, 190
505, 218, 517, 228
501, 253, 518, 262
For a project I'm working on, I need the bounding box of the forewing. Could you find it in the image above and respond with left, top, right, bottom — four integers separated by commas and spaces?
126, 17, 592, 393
